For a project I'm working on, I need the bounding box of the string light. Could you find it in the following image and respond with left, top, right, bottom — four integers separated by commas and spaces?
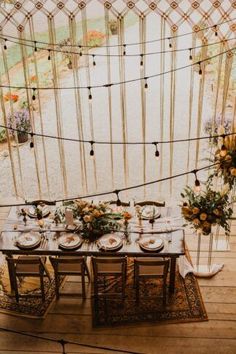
193, 169, 201, 193
32, 88, 36, 100
114, 190, 122, 206
153, 142, 160, 159
88, 87, 92, 100
220, 134, 227, 157
3, 39, 7, 50
0, 46, 233, 92
34, 41, 37, 52
198, 61, 202, 75
47, 50, 51, 60
168, 37, 172, 48
30, 133, 34, 148
144, 77, 148, 89
214, 25, 218, 37
92, 54, 96, 66
140, 54, 144, 66
189, 48, 193, 60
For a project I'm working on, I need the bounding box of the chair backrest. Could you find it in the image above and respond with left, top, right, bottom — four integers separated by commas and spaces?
49, 256, 85, 273
134, 258, 169, 278
92, 257, 126, 276
109, 200, 130, 207
134, 200, 165, 207
7, 256, 44, 275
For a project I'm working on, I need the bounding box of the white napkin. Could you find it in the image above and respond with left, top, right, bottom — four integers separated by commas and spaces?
178, 256, 224, 278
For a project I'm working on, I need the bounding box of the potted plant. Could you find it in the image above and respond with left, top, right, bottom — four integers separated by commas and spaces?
109, 20, 118, 35
7, 109, 31, 144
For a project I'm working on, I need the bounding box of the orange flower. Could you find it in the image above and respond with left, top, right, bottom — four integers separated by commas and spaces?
123, 211, 132, 220
4, 92, 19, 102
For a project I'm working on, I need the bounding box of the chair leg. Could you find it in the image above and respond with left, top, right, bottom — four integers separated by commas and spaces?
84, 261, 91, 282
163, 281, 167, 306
81, 273, 86, 299
55, 274, 60, 300
40, 273, 45, 302
14, 274, 19, 303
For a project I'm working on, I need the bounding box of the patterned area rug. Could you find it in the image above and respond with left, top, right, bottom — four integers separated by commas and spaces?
92, 258, 208, 327
0, 263, 59, 318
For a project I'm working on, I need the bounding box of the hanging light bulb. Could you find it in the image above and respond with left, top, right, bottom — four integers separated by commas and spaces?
140, 54, 144, 67
114, 190, 122, 206
47, 50, 51, 60
92, 55, 96, 66
153, 142, 160, 159
89, 141, 94, 157
214, 25, 218, 37
32, 88, 36, 100
88, 87, 92, 100
144, 77, 148, 89
189, 48, 192, 60
220, 135, 227, 157
198, 61, 202, 75
34, 41, 37, 52
30, 132, 34, 148
3, 39, 7, 50
168, 37, 172, 48
193, 170, 201, 193
123, 44, 126, 56
79, 45, 82, 57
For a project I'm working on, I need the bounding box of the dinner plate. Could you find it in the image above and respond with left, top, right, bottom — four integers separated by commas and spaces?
25, 206, 50, 218
141, 206, 161, 220
16, 232, 41, 249
139, 236, 164, 252
58, 233, 82, 250
97, 233, 123, 250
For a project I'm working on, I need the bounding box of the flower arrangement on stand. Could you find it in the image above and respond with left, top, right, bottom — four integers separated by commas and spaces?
203, 115, 232, 146
54, 200, 131, 241
181, 186, 233, 236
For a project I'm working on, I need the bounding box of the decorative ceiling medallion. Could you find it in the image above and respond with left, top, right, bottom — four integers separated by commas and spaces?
193, 24, 200, 32
222, 12, 229, 19
171, 24, 178, 32
162, 13, 168, 20
232, 1, 236, 8
170, 2, 178, 9
57, 2, 64, 9
78, 1, 86, 9
213, 1, 221, 8
14, 2, 22, 9
35, 2, 43, 10
127, 1, 135, 9
203, 12, 209, 19
104, 1, 112, 9
17, 24, 24, 32
226, 51, 233, 58
149, 2, 157, 10
183, 13, 189, 20
192, 1, 200, 9
230, 24, 236, 32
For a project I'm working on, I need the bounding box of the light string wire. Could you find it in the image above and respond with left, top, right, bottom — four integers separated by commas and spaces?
1, 34, 235, 58
0, 327, 142, 354
0, 46, 235, 91
1, 17, 235, 49
0, 124, 235, 146
0, 163, 218, 207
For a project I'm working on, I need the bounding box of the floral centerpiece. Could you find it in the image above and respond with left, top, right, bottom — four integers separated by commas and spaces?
210, 135, 236, 188
181, 186, 232, 235
7, 109, 31, 143
54, 200, 131, 241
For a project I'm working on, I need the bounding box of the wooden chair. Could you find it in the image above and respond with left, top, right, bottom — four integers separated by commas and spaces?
6, 256, 50, 303
91, 257, 127, 301
134, 258, 169, 305
49, 256, 90, 299
134, 200, 165, 207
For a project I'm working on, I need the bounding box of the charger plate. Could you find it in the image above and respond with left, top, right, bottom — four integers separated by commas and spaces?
97, 234, 123, 251
58, 233, 82, 250
16, 232, 41, 249
139, 235, 163, 252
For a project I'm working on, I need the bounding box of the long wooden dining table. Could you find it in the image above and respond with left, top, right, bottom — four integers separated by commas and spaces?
0, 206, 185, 294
